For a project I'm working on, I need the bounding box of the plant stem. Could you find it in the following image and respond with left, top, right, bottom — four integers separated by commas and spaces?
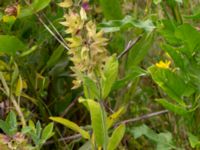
0, 72, 26, 127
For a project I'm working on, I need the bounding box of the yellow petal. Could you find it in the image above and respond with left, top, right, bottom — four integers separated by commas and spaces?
155, 60, 171, 69
80, 7, 87, 20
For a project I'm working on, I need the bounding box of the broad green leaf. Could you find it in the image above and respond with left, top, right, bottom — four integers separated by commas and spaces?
106, 107, 125, 129
5, 111, 17, 136
148, 66, 194, 105
99, 16, 155, 33
101, 55, 118, 99
130, 124, 176, 150
188, 133, 200, 148
107, 124, 125, 150
45, 45, 65, 69
83, 77, 100, 99
19, 0, 51, 18
127, 33, 154, 68
0, 35, 26, 55
0, 120, 10, 136
99, 0, 123, 20
41, 123, 54, 141
49, 117, 90, 139
31, 0, 51, 12
161, 44, 188, 71
156, 99, 190, 115
21, 126, 32, 134
159, 20, 180, 45
80, 99, 108, 148
175, 24, 200, 56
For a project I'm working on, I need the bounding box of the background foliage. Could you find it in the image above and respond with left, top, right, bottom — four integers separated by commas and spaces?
1, 0, 200, 149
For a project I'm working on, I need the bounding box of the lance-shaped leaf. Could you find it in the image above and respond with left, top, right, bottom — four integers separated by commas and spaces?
49, 117, 90, 139
80, 99, 108, 148
107, 124, 125, 150
156, 98, 192, 116
101, 55, 118, 99
106, 107, 125, 129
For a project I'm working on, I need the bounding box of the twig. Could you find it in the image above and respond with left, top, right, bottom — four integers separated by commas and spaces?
117, 36, 142, 60
45, 109, 169, 145
41, 13, 68, 46
44, 134, 82, 145
61, 92, 83, 117
36, 14, 70, 50
116, 109, 169, 126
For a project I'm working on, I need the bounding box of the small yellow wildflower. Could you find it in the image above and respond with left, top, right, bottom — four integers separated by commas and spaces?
155, 60, 171, 69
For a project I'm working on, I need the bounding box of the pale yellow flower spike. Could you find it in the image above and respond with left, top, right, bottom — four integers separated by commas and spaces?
58, 0, 73, 8
155, 60, 171, 69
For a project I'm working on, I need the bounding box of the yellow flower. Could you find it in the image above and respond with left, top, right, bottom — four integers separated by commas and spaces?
66, 36, 82, 48
61, 10, 84, 35
155, 60, 171, 69
58, 0, 73, 8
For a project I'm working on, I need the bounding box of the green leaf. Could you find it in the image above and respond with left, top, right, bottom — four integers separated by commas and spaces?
107, 124, 125, 150
0, 35, 27, 55
127, 33, 154, 68
175, 24, 200, 56
41, 123, 54, 141
113, 67, 147, 90
78, 141, 92, 150
20, 45, 38, 57
99, 16, 155, 33
49, 117, 90, 139
83, 76, 100, 99
11, 63, 19, 87
156, 99, 190, 115
130, 124, 176, 150
31, 0, 51, 12
148, 66, 194, 105
161, 44, 188, 71
45, 45, 64, 69
159, 20, 180, 45
0, 120, 10, 135
101, 55, 118, 99
36, 121, 42, 139
19, 0, 51, 18
99, 0, 123, 20
188, 133, 200, 148
5, 111, 17, 136
80, 99, 108, 148
15, 76, 23, 96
